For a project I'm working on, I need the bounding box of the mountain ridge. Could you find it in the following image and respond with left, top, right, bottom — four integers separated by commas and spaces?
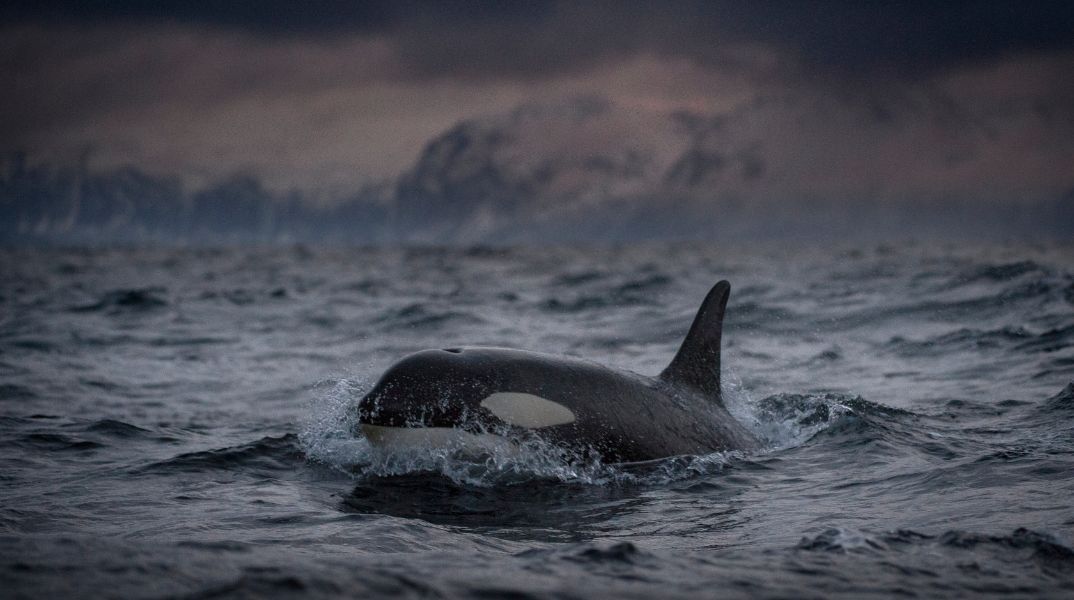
4, 93, 1072, 244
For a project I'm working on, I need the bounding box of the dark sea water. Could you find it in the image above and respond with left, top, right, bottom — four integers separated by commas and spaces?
1, 243, 1073, 599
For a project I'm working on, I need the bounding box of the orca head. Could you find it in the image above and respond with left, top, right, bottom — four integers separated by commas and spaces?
356, 348, 578, 441
357, 348, 493, 431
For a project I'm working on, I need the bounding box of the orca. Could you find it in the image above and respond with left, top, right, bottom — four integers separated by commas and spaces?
356, 280, 759, 463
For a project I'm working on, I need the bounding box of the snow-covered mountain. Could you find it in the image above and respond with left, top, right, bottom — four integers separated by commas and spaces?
388, 91, 1073, 241
4, 92, 1072, 244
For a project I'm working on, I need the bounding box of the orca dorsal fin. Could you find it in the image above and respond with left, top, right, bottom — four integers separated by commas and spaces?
659, 280, 730, 400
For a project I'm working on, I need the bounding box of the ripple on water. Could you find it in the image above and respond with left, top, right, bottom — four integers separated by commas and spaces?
69, 288, 169, 313
136, 434, 304, 475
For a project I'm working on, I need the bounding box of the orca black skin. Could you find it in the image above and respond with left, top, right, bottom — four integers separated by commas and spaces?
356, 280, 759, 462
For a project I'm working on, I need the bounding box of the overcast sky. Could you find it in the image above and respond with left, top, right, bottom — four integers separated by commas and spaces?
3, 1, 1073, 196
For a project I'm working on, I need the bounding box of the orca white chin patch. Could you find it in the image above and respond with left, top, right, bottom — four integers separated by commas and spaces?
480, 392, 575, 428
360, 424, 515, 455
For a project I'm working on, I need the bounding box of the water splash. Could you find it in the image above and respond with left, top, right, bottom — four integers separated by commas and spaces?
721, 367, 855, 451
748, 393, 855, 450
298, 377, 370, 468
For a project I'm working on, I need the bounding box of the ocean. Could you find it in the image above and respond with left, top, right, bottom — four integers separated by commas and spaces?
1, 243, 1072, 598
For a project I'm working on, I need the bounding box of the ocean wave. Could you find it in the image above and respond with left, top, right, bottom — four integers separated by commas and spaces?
1015, 324, 1074, 354
12, 433, 103, 452
884, 326, 1036, 357
69, 288, 169, 313
957, 261, 1048, 284
796, 526, 1074, 572
551, 269, 607, 286
1038, 381, 1074, 415
0, 383, 38, 401
82, 419, 153, 438
743, 392, 918, 453
540, 295, 627, 312
538, 274, 671, 313
136, 434, 303, 475
374, 303, 485, 331
197, 287, 289, 306
567, 542, 643, 564
340, 472, 646, 533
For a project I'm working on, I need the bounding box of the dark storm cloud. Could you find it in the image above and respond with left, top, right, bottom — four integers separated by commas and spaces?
4, 0, 1073, 218
4, 1, 1074, 79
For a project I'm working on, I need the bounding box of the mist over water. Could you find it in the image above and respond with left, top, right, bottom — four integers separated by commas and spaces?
2, 243, 1073, 598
